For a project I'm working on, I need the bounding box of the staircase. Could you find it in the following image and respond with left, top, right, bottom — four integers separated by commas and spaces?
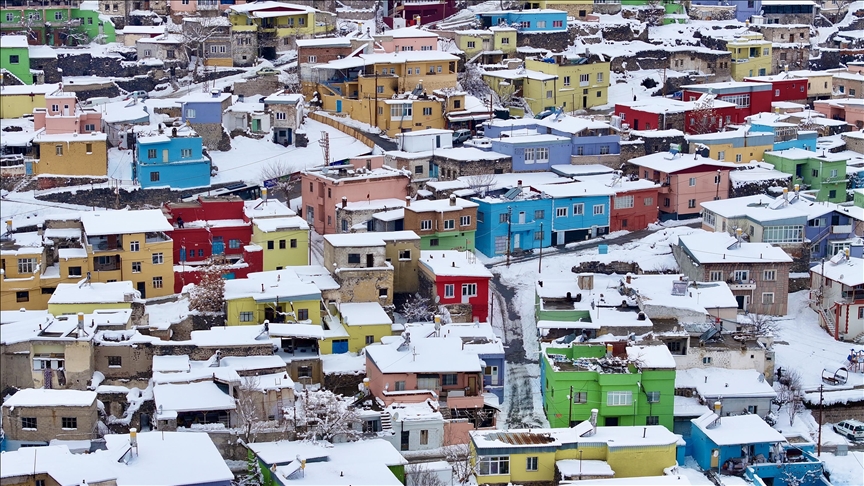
380, 411, 393, 431
817, 306, 838, 339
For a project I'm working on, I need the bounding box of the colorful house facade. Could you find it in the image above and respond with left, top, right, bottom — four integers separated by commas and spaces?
418, 250, 492, 322
134, 128, 211, 189
726, 32, 773, 81
403, 196, 478, 251
0, 36, 32, 84
476, 9, 568, 32
763, 148, 848, 203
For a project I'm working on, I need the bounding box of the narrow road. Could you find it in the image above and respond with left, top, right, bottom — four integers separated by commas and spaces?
487, 221, 703, 268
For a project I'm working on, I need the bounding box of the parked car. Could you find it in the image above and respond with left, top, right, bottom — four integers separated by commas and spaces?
535, 109, 555, 120
124, 90, 149, 101
833, 420, 864, 440
256, 67, 280, 75
453, 129, 472, 145
82, 96, 110, 107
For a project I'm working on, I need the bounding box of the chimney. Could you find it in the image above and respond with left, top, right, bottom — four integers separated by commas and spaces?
714, 401, 722, 419
517, 180, 523, 190
262, 187, 268, 202
735, 227, 743, 247
588, 409, 598, 435
130, 428, 138, 448
794, 183, 800, 194
77, 312, 84, 330
605, 343, 613, 358
449, 194, 456, 206
625, 273, 632, 284
783, 187, 788, 201
405, 196, 411, 207
342, 196, 348, 208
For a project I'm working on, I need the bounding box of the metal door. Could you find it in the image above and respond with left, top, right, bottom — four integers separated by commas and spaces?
336, 99, 342, 113
513, 233, 520, 249
332, 339, 348, 354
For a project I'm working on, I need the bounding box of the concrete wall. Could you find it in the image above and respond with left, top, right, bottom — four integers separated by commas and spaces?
2, 402, 98, 442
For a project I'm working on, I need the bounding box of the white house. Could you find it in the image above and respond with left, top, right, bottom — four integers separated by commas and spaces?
396, 128, 454, 153
809, 248, 864, 341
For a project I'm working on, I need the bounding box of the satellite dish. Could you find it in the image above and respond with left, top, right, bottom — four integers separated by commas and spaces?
434, 295, 440, 304
392, 412, 400, 421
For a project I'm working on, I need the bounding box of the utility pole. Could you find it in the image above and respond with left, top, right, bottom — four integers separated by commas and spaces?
506, 206, 512, 266
569, 385, 574, 427
538, 222, 543, 273
817, 384, 824, 457
374, 69, 379, 128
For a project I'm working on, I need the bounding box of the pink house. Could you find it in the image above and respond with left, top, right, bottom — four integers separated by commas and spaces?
374, 26, 439, 53
300, 155, 410, 235
33, 92, 102, 135
628, 152, 735, 219
168, 0, 247, 14
365, 332, 497, 445
814, 98, 864, 128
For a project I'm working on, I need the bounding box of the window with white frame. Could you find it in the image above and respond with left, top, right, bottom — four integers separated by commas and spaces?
614, 195, 634, 209
546, 90, 553, 99
563, 76, 571, 86
644, 197, 653, 206
593, 204, 605, 215
763, 225, 803, 243
762, 292, 774, 305
597, 72, 603, 83
152, 253, 164, 264
153, 276, 163, 289
600, 145, 610, 155
462, 283, 477, 297
308, 55, 317, 63
646, 391, 661, 403
709, 270, 724, 282
763, 269, 776, 281
444, 219, 455, 230
580, 74, 589, 84
478, 456, 509, 475
556, 207, 568, 217
573, 203, 584, 215
276, 112, 287, 120
689, 177, 697, 186
33, 354, 64, 371
720, 94, 750, 108
526, 456, 539, 471
423, 107, 432, 116
185, 108, 196, 119
733, 270, 749, 282
421, 220, 432, 230
17, 258, 36, 274
181, 148, 192, 158
524, 147, 548, 164
390, 103, 412, 119
494, 236, 508, 254
607, 391, 632, 406
460, 215, 471, 226
572, 392, 587, 403
444, 284, 454, 298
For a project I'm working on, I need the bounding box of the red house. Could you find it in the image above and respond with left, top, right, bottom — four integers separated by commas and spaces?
681, 82, 773, 125
743, 75, 808, 103
384, 0, 456, 28
614, 97, 737, 134
418, 250, 492, 322
608, 178, 661, 232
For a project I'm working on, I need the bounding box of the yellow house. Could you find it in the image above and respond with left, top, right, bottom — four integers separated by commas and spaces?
79, 209, 175, 299
470, 420, 680, 484
47, 281, 137, 315
788, 70, 834, 99
227, 2, 334, 45
244, 197, 311, 271
0, 244, 52, 310
0, 83, 59, 119
728, 32, 772, 81
224, 269, 323, 325
686, 127, 775, 164
454, 27, 517, 64
332, 302, 393, 353
33, 132, 108, 177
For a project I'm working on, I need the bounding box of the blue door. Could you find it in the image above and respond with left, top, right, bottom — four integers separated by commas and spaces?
332, 339, 348, 354
336, 99, 342, 113
212, 237, 224, 255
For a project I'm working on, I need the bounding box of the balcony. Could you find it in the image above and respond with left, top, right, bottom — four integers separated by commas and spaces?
727, 279, 757, 290
93, 255, 121, 272
831, 224, 852, 234
445, 392, 485, 410
90, 236, 122, 252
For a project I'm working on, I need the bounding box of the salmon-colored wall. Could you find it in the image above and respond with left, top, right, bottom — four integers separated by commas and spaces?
34, 94, 102, 134
379, 36, 437, 53
656, 168, 730, 216
815, 102, 864, 127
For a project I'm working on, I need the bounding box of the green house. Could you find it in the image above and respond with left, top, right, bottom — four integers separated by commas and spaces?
541, 344, 676, 429
0, 35, 30, 84
763, 148, 848, 203
854, 188, 864, 208
0, 4, 114, 46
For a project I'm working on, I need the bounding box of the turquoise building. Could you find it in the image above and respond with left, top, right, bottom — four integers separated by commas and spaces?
134, 129, 212, 189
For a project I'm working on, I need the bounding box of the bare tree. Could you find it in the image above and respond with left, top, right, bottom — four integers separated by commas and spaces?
406, 463, 446, 486
689, 94, 721, 135
258, 159, 297, 200
235, 376, 263, 444
458, 64, 493, 102
180, 17, 229, 80
287, 389, 361, 442
644, 0, 666, 27
445, 444, 476, 484
775, 368, 805, 426
781, 468, 826, 486
233, 452, 264, 486
740, 312, 779, 336
463, 173, 497, 197
400, 293, 435, 323
188, 260, 227, 313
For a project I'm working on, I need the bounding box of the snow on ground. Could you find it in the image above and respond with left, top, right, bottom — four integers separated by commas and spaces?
649, 19, 746, 45
600, 68, 690, 111
0, 190, 101, 230
145, 297, 191, 330
822, 451, 864, 486
209, 118, 371, 184
321, 353, 365, 375
315, 111, 384, 136
773, 291, 864, 392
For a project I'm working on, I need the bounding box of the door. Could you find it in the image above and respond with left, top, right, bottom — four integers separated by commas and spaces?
557, 231, 565, 245
251, 118, 260, 132
366, 254, 374, 268
336, 99, 342, 113
711, 449, 720, 469
401, 431, 410, 451
332, 339, 348, 354
487, 366, 499, 385
582, 96, 587, 108
212, 237, 224, 255
468, 375, 478, 396
735, 295, 749, 311
436, 135, 441, 148
137, 281, 146, 299
63, 105, 70, 116
513, 233, 521, 250
518, 211, 525, 224
162, 150, 169, 162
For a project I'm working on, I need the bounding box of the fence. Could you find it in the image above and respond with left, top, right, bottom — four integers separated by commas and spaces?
308, 112, 376, 149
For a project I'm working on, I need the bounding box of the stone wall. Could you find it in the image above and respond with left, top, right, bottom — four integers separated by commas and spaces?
730, 177, 791, 198
807, 399, 864, 424
36, 176, 109, 191
234, 75, 282, 98
153, 343, 274, 360
36, 181, 246, 209
620, 140, 646, 162
569, 153, 623, 170
231, 31, 258, 67
572, 261, 642, 275
334, 268, 395, 307
30, 56, 61, 84
324, 371, 365, 397
629, 132, 686, 155
56, 53, 147, 79
515, 23, 647, 53
190, 122, 232, 151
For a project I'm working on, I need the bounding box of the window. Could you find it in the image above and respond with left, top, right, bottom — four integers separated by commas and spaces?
593, 204, 605, 215
275, 112, 287, 121
478, 456, 509, 475
130, 261, 142, 274
379, 288, 388, 298
18, 258, 36, 274
534, 210, 545, 219
153, 276, 163, 289
524, 147, 548, 164
307, 55, 317, 63
395, 380, 406, 391
534, 231, 543, 241
553, 19, 563, 28
267, 241, 274, 250
462, 283, 477, 297
689, 177, 697, 187
444, 284, 455, 298
501, 37, 510, 44
16, 291, 29, 303
762, 292, 774, 305
688, 199, 697, 209
297, 309, 309, 321
709, 270, 723, 282
152, 253, 164, 264
647, 391, 660, 403
5, 12, 13, 21
607, 391, 632, 406
467, 41, 476, 48
420, 429, 429, 445
108, 356, 122, 367
734, 270, 749, 282
65, 265, 82, 278
526, 456, 539, 471
21, 417, 37, 430
185, 108, 196, 119
646, 416, 660, 426
399, 249, 411, 260
720, 94, 750, 108
421, 220, 432, 230
557, 207, 568, 217
298, 366, 312, 379
430, 238, 439, 247
664, 198, 671, 207
390, 104, 412, 118
572, 392, 587, 403
239, 311, 254, 322
423, 107, 433, 116
812, 169, 820, 178
9, 55, 19, 64
494, 236, 508, 254
499, 213, 509, 223
537, 20, 546, 28
444, 219, 455, 230
644, 197, 653, 206
55, 145, 63, 156
442, 373, 458, 386
763, 270, 776, 281
546, 90, 553, 99
747, 405, 758, 414
365, 335, 375, 345
563, 76, 571, 86
150, 172, 160, 182
703, 356, 712, 364
279, 239, 286, 249
518, 21, 530, 28
614, 195, 634, 209
179, 148, 193, 158
460, 215, 471, 226
580, 73, 589, 84
599, 145, 610, 155
348, 253, 361, 264
229, 239, 242, 249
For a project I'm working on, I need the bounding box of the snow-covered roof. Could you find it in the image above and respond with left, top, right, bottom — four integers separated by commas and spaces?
250, 438, 407, 469
623, 274, 738, 313
482, 68, 557, 82
419, 250, 493, 278
674, 396, 711, 418
81, 209, 172, 236
471, 421, 678, 450
535, 180, 618, 198
0, 35, 28, 48
691, 412, 786, 445
223, 269, 322, 302
700, 194, 808, 223
2, 388, 96, 408
254, 215, 309, 232
219, 355, 286, 371
339, 197, 406, 212
616, 97, 734, 114
27, 45, 57, 59
379, 26, 439, 39
243, 198, 296, 218
153, 381, 236, 412
810, 255, 863, 287
152, 355, 190, 373
177, 91, 232, 103
765, 147, 849, 163
268, 323, 326, 340
48, 281, 138, 305
628, 152, 736, 173
557, 460, 614, 478
676, 368, 777, 399
188, 324, 271, 347
677, 232, 793, 264
340, 302, 392, 326
34, 131, 108, 143
407, 197, 479, 213
295, 38, 352, 47
626, 345, 676, 369
729, 166, 792, 186
324, 233, 386, 247
0, 83, 60, 96
367, 334, 483, 374
0, 446, 116, 485
121, 25, 166, 35
576, 476, 692, 486
263, 92, 304, 104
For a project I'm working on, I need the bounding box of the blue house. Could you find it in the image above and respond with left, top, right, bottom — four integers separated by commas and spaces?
477, 8, 567, 32
134, 128, 211, 189
691, 412, 829, 486
789, 196, 860, 260
488, 133, 572, 171
473, 183, 552, 258
180, 91, 233, 124
749, 117, 818, 152
483, 116, 621, 157
536, 181, 613, 245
